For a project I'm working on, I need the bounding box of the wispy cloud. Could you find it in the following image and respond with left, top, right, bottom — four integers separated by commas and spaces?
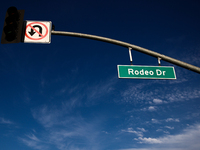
165, 118, 180, 122
153, 99, 163, 104
120, 81, 200, 104
121, 124, 200, 150
135, 137, 162, 144
141, 106, 157, 112
152, 99, 168, 104
148, 106, 157, 111
21, 103, 106, 150
180, 46, 200, 65
151, 118, 160, 124
19, 76, 119, 150
164, 126, 174, 130
120, 82, 151, 103
137, 127, 147, 132
166, 88, 200, 102
0, 117, 14, 124
26, 134, 41, 142
85, 77, 116, 104
121, 128, 145, 137
19, 133, 48, 150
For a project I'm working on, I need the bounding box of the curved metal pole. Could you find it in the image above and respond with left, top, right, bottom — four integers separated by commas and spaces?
51, 31, 200, 74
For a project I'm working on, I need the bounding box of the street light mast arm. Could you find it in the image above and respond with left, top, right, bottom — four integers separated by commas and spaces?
51, 30, 200, 74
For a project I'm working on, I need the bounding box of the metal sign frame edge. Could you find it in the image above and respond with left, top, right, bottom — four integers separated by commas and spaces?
24, 20, 52, 44
117, 65, 176, 80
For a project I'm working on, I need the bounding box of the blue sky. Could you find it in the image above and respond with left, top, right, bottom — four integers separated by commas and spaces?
0, 0, 200, 150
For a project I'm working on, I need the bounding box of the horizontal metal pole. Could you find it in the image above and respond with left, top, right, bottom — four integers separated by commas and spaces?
51, 30, 200, 74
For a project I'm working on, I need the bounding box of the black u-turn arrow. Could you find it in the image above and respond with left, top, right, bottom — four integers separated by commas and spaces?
29, 25, 43, 37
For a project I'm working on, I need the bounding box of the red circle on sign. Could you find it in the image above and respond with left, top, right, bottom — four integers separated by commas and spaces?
25, 22, 48, 40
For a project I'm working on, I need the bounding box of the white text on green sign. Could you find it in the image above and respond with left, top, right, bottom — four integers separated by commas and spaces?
117, 65, 176, 79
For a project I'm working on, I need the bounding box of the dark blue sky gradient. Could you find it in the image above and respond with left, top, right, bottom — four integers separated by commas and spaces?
0, 0, 200, 150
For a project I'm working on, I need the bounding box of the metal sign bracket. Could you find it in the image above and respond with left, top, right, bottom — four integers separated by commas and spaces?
128, 47, 133, 65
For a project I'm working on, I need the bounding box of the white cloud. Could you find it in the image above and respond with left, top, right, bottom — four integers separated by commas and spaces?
19, 133, 48, 150
122, 127, 147, 137
140, 106, 157, 112
123, 124, 200, 150
120, 82, 153, 103
102, 131, 109, 134
32, 105, 62, 128
148, 106, 157, 111
156, 128, 171, 134
165, 118, 180, 122
122, 128, 143, 137
19, 138, 47, 150
153, 99, 163, 104
165, 126, 174, 130
156, 129, 163, 132
135, 137, 162, 144
137, 128, 147, 132
151, 119, 160, 124
26, 134, 41, 142
163, 130, 170, 134
140, 108, 147, 111
21, 77, 118, 150
24, 105, 105, 150
166, 89, 200, 102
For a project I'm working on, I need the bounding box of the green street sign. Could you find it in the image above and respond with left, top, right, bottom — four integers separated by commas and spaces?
117, 65, 176, 79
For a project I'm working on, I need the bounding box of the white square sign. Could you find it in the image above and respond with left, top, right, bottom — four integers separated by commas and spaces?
24, 21, 52, 44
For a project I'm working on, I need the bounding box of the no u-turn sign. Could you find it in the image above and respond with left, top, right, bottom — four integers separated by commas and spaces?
24, 21, 52, 44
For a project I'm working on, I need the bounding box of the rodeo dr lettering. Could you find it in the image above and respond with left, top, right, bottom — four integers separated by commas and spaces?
128, 68, 166, 76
